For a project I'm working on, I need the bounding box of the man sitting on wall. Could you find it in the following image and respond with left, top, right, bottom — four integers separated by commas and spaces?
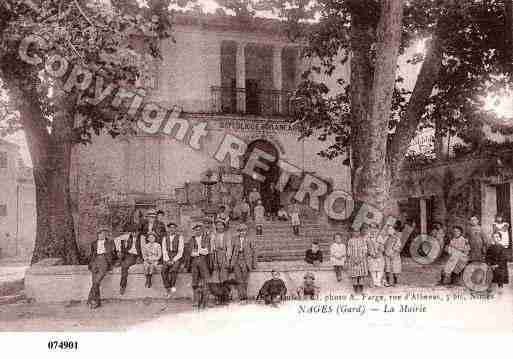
161, 222, 185, 296
88, 226, 117, 309
119, 223, 143, 295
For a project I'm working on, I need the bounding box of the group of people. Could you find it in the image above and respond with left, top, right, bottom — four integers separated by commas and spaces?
219, 188, 302, 236
86, 209, 258, 309
436, 214, 510, 293
316, 214, 510, 294
300, 222, 403, 294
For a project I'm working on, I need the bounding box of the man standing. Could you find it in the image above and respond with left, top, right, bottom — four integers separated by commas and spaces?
186, 222, 214, 306
140, 209, 167, 244
88, 226, 117, 309
212, 219, 232, 284
248, 187, 261, 220
230, 223, 256, 301
119, 223, 143, 295
468, 215, 489, 262
161, 222, 185, 296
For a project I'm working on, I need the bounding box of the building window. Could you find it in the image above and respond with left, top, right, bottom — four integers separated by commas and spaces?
0, 204, 7, 217
0, 152, 7, 169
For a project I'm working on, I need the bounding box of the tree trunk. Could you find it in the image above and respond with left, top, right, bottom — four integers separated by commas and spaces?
31, 143, 80, 265
3, 71, 81, 265
30, 91, 80, 265
505, 0, 513, 72
352, 0, 404, 215
349, 5, 375, 185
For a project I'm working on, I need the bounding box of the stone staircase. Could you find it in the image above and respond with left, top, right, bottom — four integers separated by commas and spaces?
250, 219, 349, 262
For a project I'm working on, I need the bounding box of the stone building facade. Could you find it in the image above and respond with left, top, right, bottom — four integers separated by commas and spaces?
69, 14, 352, 252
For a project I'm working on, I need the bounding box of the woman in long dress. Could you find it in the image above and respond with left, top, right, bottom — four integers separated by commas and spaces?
486, 232, 509, 294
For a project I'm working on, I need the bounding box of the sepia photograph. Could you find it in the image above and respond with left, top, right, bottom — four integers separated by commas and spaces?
0, 0, 512, 356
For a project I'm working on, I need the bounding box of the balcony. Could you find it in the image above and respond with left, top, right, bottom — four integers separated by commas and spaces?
210, 86, 296, 117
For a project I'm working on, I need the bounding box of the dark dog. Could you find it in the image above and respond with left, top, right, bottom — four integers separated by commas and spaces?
194, 279, 239, 308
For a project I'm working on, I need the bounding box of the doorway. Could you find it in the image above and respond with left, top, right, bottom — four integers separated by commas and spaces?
242, 139, 281, 213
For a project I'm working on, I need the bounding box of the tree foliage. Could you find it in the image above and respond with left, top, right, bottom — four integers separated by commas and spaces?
268, 0, 513, 164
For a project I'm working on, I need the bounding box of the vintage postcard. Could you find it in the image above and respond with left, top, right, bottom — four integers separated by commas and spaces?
1, 0, 513, 355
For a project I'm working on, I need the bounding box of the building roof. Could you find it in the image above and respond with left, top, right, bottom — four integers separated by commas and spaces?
171, 11, 291, 37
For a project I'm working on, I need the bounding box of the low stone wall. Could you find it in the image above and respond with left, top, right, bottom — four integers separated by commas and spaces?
24, 259, 450, 303
25, 261, 349, 303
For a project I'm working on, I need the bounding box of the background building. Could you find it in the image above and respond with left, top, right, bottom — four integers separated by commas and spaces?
0, 139, 36, 260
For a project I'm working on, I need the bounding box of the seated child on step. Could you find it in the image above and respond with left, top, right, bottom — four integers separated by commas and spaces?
305, 241, 323, 267
142, 232, 162, 288
297, 272, 320, 300
277, 205, 288, 221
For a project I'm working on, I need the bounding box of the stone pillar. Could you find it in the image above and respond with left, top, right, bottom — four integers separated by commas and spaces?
273, 45, 283, 114
236, 42, 246, 113
420, 198, 427, 234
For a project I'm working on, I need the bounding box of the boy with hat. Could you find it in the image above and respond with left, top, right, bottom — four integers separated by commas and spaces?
161, 222, 185, 296
142, 232, 162, 288
186, 221, 214, 306
257, 270, 287, 306
119, 222, 143, 295
87, 226, 117, 309
229, 223, 256, 301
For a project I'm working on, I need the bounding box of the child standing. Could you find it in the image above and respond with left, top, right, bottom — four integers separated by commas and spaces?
142, 232, 162, 288
330, 233, 346, 282
254, 199, 266, 235
289, 201, 301, 236
493, 214, 510, 249
384, 222, 403, 287
367, 224, 385, 287
486, 232, 509, 294
347, 227, 370, 293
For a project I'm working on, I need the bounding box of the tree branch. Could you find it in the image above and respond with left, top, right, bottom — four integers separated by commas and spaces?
388, 33, 443, 179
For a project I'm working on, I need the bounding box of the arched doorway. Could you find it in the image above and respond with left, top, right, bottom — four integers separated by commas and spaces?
242, 139, 281, 215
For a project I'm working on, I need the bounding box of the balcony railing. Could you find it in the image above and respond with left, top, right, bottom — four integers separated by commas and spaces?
211, 86, 296, 117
